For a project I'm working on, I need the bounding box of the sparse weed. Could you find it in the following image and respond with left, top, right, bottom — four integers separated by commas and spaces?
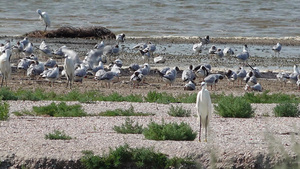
45, 130, 72, 140
0, 101, 9, 121
113, 117, 144, 134
99, 105, 153, 116
167, 105, 191, 117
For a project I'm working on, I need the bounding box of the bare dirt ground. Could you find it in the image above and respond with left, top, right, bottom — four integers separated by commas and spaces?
1, 36, 300, 169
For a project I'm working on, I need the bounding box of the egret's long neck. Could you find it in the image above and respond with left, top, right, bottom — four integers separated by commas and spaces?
294, 66, 299, 74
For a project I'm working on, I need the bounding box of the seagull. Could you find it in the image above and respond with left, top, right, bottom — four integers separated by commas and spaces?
44, 58, 57, 68
94, 41, 105, 50
214, 48, 224, 59
182, 65, 196, 82
223, 47, 234, 57
116, 33, 125, 44
184, 80, 196, 91
236, 67, 247, 85
162, 66, 179, 87
244, 71, 257, 86
128, 63, 140, 72
103, 44, 120, 62
193, 64, 210, 81
245, 83, 262, 92
288, 65, 299, 85
97, 71, 120, 88
137, 63, 151, 83
17, 58, 32, 76
225, 69, 237, 86
0, 49, 12, 87
193, 42, 203, 54
196, 82, 212, 142
23, 42, 34, 57
154, 55, 166, 64
20, 37, 29, 47
204, 74, 224, 90
132, 43, 147, 50
39, 40, 52, 58
130, 71, 143, 88
27, 61, 45, 80
83, 49, 105, 69
236, 44, 250, 65
145, 42, 156, 56
41, 64, 59, 87
36, 9, 51, 31
74, 64, 87, 83
13, 41, 24, 59
276, 72, 289, 87
272, 42, 282, 57
208, 45, 217, 54
199, 35, 210, 48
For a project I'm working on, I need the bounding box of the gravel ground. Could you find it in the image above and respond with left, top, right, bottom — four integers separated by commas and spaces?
1, 101, 300, 168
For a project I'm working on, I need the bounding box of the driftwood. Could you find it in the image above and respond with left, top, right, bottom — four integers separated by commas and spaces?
23, 26, 116, 39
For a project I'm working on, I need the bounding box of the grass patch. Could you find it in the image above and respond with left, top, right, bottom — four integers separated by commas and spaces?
214, 94, 255, 118
45, 130, 72, 140
243, 90, 300, 103
167, 105, 191, 117
80, 144, 196, 169
0, 101, 9, 121
99, 105, 153, 116
143, 119, 196, 141
113, 117, 144, 134
273, 103, 300, 117
33, 102, 87, 117
12, 110, 35, 116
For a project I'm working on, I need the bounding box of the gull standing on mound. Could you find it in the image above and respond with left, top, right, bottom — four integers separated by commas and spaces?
196, 82, 212, 142
36, 9, 51, 31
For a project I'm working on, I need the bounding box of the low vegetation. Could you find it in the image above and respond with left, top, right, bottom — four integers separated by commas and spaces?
80, 144, 196, 169
143, 119, 197, 141
0, 101, 9, 121
167, 105, 191, 117
0, 88, 299, 104
113, 118, 144, 134
99, 105, 153, 116
45, 130, 72, 140
33, 102, 87, 117
214, 94, 255, 118
273, 103, 300, 117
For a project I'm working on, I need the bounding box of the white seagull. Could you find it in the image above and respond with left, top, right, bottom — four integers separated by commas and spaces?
236, 44, 250, 65
272, 42, 282, 57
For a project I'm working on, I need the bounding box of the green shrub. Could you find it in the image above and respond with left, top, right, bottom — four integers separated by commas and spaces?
143, 120, 197, 141
243, 90, 300, 103
273, 103, 300, 117
12, 110, 34, 116
0, 87, 18, 100
167, 105, 191, 117
33, 102, 87, 117
144, 91, 177, 104
214, 95, 254, 118
80, 144, 195, 169
0, 101, 9, 121
113, 117, 144, 134
45, 130, 72, 140
99, 105, 153, 116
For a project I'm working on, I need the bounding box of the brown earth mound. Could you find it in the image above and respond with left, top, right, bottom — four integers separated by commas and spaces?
23, 26, 116, 39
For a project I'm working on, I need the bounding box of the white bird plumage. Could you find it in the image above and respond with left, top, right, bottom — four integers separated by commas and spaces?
0, 49, 12, 87
196, 82, 212, 142
37, 9, 51, 31
272, 42, 281, 57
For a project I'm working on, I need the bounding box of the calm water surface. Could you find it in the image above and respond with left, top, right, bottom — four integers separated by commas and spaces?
0, 0, 299, 38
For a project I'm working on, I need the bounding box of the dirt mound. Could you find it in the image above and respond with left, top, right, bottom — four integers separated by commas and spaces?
23, 26, 116, 39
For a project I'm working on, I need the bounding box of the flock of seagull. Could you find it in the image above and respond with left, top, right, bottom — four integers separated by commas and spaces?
0, 9, 299, 92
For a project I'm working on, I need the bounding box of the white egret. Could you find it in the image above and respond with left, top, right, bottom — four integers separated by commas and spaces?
0, 49, 12, 87
63, 54, 75, 89
196, 82, 212, 142
36, 9, 51, 31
